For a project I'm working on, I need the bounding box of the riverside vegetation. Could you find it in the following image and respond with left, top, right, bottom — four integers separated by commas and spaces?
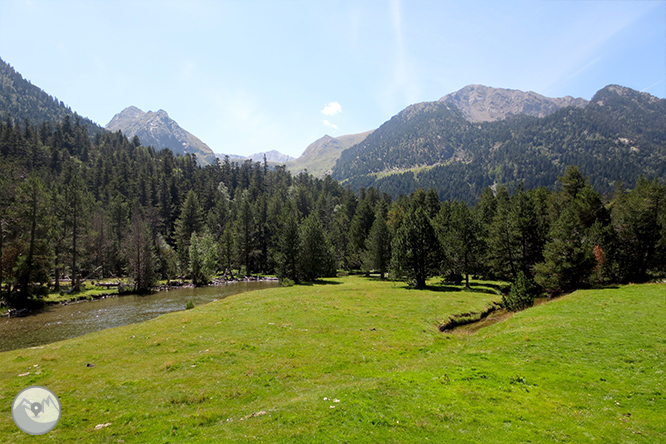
0, 276, 664, 442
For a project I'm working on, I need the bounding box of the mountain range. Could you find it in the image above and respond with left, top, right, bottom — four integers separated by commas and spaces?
330, 84, 665, 202
2, 56, 663, 203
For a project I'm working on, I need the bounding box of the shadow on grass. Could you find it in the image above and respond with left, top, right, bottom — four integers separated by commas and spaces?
297, 279, 342, 286
416, 285, 501, 295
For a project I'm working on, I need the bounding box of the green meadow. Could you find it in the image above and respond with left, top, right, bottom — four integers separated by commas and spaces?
1, 276, 664, 443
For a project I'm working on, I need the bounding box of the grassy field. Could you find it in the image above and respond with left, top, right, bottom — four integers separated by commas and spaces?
0, 276, 664, 443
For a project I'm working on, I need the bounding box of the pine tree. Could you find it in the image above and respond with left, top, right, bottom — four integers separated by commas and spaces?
446, 201, 482, 288
8, 174, 52, 306
390, 206, 440, 289
174, 189, 203, 273
534, 206, 596, 293
298, 214, 336, 282
275, 205, 301, 283
125, 212, 156, 293
502, 271, 535, 312
365, 205, 391, 279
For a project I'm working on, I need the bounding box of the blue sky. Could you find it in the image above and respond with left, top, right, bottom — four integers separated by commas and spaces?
1, 0, 664, 158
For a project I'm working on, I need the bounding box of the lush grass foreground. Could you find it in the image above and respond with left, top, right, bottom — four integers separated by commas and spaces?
0, 276, 664, 443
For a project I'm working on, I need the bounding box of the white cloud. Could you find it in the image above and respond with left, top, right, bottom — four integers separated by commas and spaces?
323, 120, 338, 130
321, 102, 342, 115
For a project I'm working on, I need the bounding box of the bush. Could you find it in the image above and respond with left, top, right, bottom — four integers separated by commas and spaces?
280, 278, 295, 287
503, 271, 535, 312
185, 300, 195, 310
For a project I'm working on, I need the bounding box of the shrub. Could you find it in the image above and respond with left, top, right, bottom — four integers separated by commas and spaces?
280, 278, 295, 287
503, 271, 535, 312
185, 300, 195, 310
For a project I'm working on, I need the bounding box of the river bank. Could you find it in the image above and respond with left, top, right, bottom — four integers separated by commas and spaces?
0, 280, 279, 352
2, 276, 280, 318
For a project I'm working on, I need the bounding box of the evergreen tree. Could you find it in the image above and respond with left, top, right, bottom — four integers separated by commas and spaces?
534, 206, 596, 293
610, 177, 665, 281
502, 271, 535, 312
174, 189, 203, 273
8, 174, 52, 306
274, 205, 301, 283
446, 201, 483, 288
125, 212, 156, 293
390, 206, 440, 289
365, 205, 391, 279
298, 214, 336, 282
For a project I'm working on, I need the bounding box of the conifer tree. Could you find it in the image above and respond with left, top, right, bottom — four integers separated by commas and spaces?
534, 206, 596, 293
174, 189, 203, 273
298, 214, 336, 282
391, 206, 440, 289
10, 174, 52, 306
275, 205, 301, 283
446, 200, 482, 288
365, 205, 391, 279
125, 212, 156, 293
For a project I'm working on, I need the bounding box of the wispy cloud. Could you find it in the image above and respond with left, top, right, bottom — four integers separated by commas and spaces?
321, 102, 342, 115
323, 120, 338, 130
381, 0, 421, 115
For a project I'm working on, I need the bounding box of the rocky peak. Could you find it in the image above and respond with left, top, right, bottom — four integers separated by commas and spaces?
439, 85, 588, 122
105, 106, 216, 166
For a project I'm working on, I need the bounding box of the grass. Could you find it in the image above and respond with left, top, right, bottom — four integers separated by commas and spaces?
0, 276, 664, 443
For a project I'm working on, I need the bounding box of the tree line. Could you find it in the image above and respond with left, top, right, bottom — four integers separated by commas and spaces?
1, 116, 665, 310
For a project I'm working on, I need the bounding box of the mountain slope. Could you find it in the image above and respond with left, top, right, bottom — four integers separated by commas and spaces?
288, 130, 374, 177
106, 107, 216, 166
439, 84, 588, 122
332, 85, 665, 203
0, 57, 103, 135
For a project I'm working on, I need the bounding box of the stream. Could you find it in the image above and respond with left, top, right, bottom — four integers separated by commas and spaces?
0, 281, 278, 352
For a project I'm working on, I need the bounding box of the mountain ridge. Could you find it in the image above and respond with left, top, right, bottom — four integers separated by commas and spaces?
331, 84, 665, 202
439, 84, 588, 122
287, 130, 374, 177
106, 106, 217, 166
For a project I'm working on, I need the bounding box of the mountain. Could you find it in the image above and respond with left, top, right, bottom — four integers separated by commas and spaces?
439, 84, 588, 122
0, 57, 103, 135
249, 150, 295, 163
287, 130, 374, 177
106, 106, 216, 166
214, 150, 295, 165
332, 85, 666, 203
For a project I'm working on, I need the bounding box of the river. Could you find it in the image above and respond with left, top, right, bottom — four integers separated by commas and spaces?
0, 281, 278, 352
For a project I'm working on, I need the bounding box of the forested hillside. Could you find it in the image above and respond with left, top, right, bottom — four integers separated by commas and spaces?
332, 85, 666, 203
0, 57, 103, 137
